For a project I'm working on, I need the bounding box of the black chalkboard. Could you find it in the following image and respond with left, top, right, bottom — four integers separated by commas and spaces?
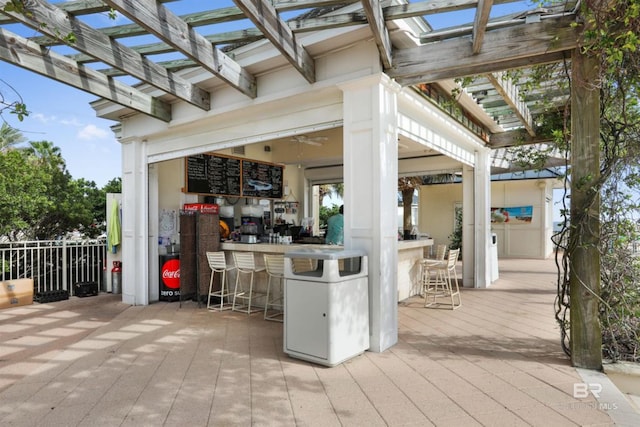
185, 154, 283, 199
186, 154, 241, 196
242, 160, 284, 198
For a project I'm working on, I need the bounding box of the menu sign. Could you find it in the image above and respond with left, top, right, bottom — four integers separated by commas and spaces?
185, 153, 283, 199
242, 160, 284, 198
186, 154, 242, 196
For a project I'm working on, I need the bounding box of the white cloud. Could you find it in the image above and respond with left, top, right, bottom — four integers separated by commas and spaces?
60, 117, 83, 127
77, 124, 109, 140
32, 113, 57, 124
32, 113, 82, 128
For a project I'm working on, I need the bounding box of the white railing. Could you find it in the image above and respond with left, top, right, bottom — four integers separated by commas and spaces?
0, 239, 107, 296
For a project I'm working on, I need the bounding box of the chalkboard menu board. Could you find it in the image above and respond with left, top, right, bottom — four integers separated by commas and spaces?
186, 154, 242, 196
242, 160, 284, 198
185, 154, 283, 199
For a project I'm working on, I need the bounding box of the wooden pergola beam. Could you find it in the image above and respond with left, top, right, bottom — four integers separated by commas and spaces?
390, 16, 578, 84
104, 0, 257, 99
472, 0, 493, 54
0, 0, 179, 24
486, 72, 535, 136
233, 0, 315, 83
385, 0, 478, 20
0, 28, 171, 122
362, 0, 393, 69
30, 1, 359, 48
0, 0, 210, 111
69, 30, 266, 65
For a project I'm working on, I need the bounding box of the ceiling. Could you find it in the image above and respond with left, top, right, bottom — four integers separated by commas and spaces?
0, 0, 579, 148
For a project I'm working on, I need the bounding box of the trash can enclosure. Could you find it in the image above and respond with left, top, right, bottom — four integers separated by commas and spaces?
284, 249, 369, 367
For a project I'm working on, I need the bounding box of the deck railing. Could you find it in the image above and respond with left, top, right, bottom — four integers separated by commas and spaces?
0, 239, 107, 296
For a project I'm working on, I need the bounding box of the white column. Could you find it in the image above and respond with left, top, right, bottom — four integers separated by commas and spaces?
148, 163, 160, 302
462, 164, 475, 287
474, 149, 492, 288
340, 74, 400, 352
462, 149, 492, 288
121, 137, 150, 305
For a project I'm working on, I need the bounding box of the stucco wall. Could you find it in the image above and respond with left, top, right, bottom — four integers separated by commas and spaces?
418, 180, 554, 259
417, 183, 461, 251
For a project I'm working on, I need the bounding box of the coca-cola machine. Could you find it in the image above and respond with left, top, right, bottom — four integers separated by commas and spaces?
159, 254, 180, 301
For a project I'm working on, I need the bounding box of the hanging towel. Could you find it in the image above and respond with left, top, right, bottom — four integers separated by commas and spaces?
108, 201, 121, 253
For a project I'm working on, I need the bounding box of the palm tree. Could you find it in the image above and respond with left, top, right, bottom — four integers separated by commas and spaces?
398, 177, 421, 236
319, 183, 344, 206
0, 123, 26, 152
24, 140, 65, 171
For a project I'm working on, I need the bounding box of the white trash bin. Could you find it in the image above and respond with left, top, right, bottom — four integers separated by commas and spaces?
284, 249, 369, 367
490, 232, 499, 282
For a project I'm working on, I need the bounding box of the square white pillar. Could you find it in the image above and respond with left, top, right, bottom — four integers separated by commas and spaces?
340, 74, 400, 352
121, 138, 150, 305
462, 149, 492, 288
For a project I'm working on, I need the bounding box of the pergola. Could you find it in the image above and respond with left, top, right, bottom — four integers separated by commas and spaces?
0, 1, 600, 368
0, 0, 577, 144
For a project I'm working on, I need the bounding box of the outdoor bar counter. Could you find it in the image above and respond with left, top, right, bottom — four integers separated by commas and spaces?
220, 238, 433, 304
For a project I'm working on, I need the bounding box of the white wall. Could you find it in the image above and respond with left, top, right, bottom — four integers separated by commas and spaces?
491, 180, 550, 258
419, 179, 556, 259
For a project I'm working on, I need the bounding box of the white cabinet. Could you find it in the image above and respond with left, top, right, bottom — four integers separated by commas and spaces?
284, 249, 369, 367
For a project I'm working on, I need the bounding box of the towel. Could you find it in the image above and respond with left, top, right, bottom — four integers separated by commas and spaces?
107, 201, 121, 253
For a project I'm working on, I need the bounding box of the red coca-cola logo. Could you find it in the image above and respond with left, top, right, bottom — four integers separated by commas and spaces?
161, 259, 180, 289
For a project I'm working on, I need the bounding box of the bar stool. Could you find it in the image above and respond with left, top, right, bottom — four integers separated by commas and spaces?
232, 251, 267, 314
263, 254, 284, 322
419, 244, 447, 295
206, 252, 236, 311
424, 248, 461, 309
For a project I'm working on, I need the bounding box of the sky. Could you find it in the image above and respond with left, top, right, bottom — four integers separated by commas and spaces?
1, 64, 121, 187
0, 1, 536, 188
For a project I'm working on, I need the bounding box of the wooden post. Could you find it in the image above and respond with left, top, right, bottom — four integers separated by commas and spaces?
402, 187, 414, 236
569, 48, 602, 369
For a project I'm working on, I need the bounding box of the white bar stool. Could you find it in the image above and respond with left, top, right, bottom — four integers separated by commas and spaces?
206, 251, 236, 311
423, 248, 461, 309
232, 251, 266, 314
419, 244, 447, 295
263, 254, 284, 322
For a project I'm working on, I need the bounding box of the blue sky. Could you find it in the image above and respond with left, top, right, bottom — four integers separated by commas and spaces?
0, 1, 535, 187
1, 64, 121, 187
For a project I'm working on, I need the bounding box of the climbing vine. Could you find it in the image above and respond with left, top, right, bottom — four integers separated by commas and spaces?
554, 0, 640, 362
459, 1, 640, 362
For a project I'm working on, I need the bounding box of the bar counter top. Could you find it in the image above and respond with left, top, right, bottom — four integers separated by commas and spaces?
221, 238, 433, 253
221, 238, 433, 302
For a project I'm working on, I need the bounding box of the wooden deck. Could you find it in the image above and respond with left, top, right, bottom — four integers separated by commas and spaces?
0, 258, 637, 426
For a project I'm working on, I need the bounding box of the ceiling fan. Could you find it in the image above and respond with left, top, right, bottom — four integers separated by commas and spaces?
290, 135, 328, 146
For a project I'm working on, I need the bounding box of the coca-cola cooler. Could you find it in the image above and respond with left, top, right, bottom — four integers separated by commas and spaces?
159, 254, 180, 301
